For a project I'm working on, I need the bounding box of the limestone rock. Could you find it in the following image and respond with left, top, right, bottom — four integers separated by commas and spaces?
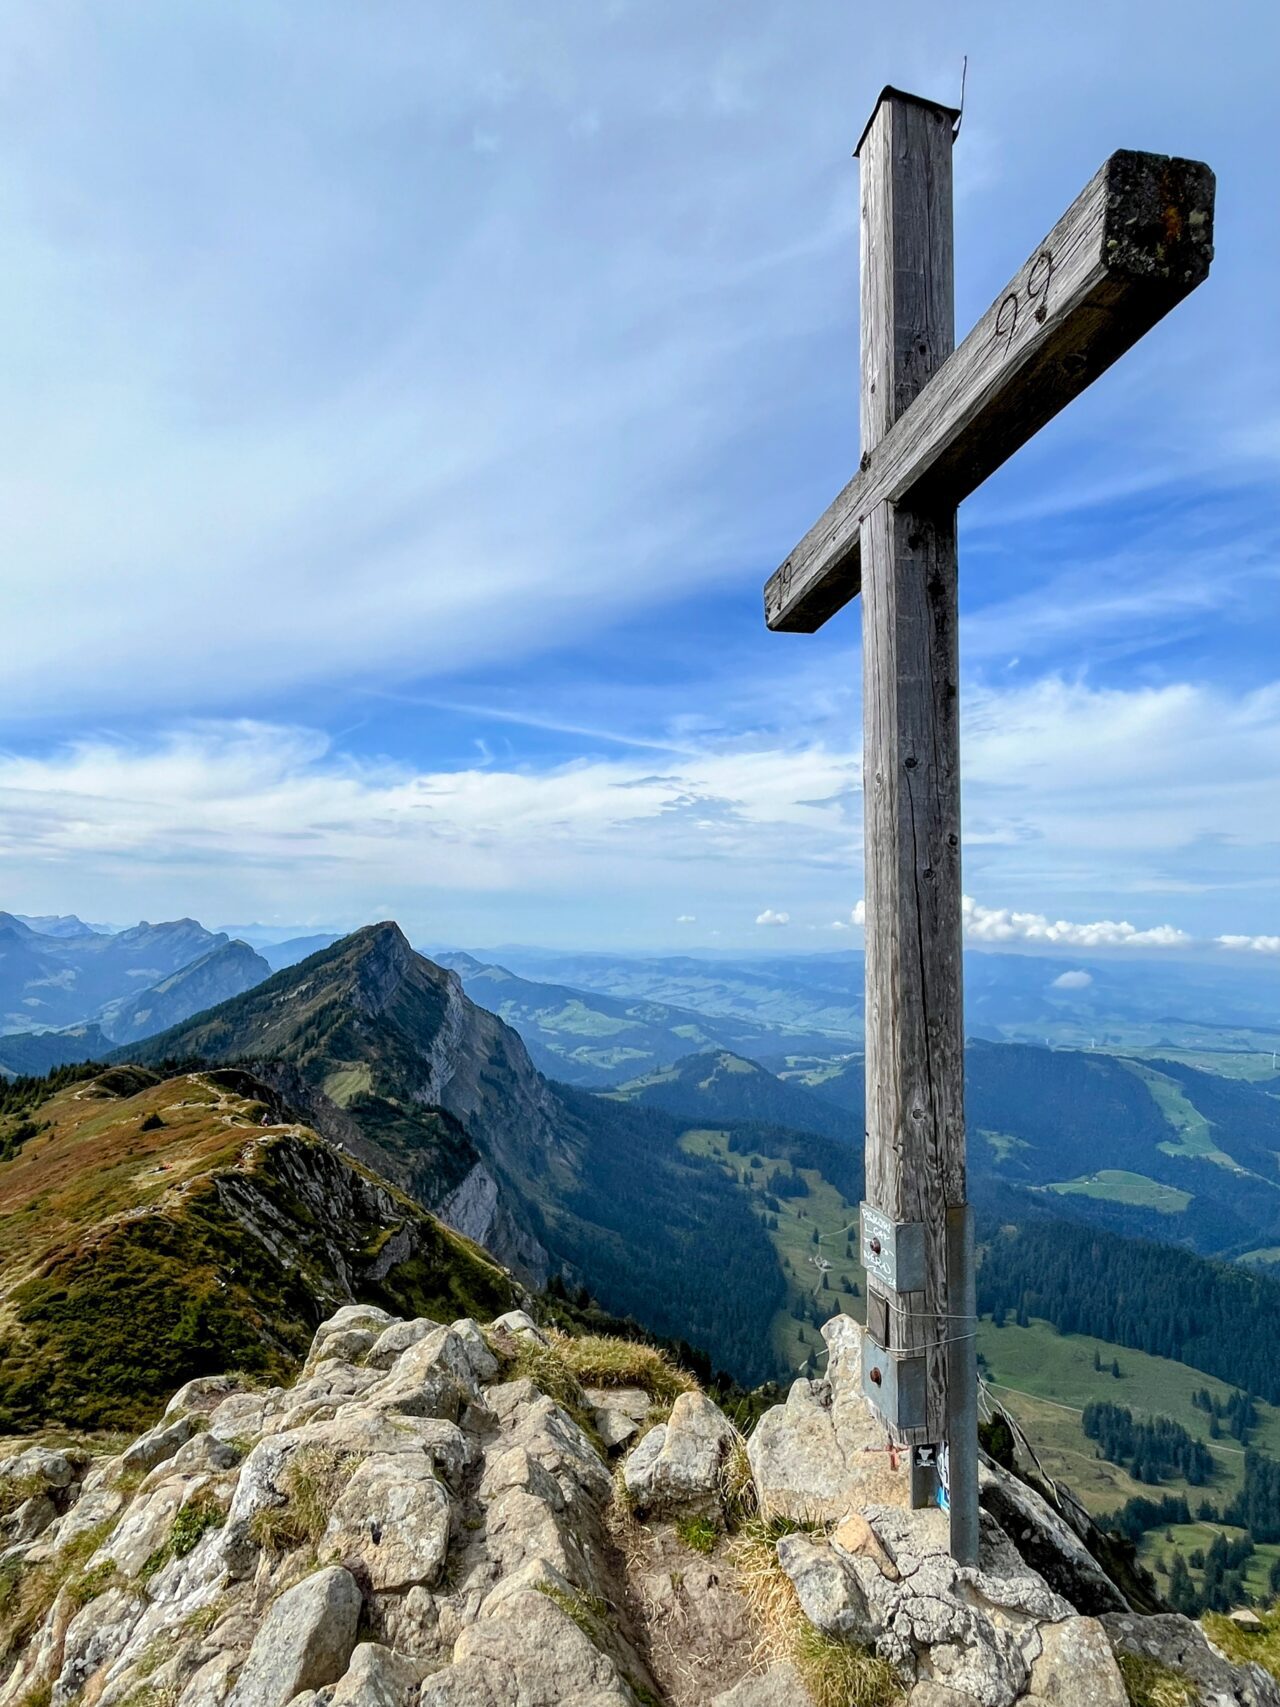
306, 1304, 395, 1367
8, 1493, 58, 1543
832, 1511, 899, 1581
908, 1686, 982, 1707
450, 1318, 501, 1385
121, 1412, 206, 1476
419, 1587, 633, 1706
582, 1387, 650, 1450
0, 1446, 76, 1491
98, 1475, 201, 1578
622, 1391, 733, 1516
329, 1642, 422, 1707
52, 1586, 142, 1706
490, 1310, 548, 1345
323, 1454, 451, 1592
365, 1326, 478, 1419
778, 1504, 1073, 1707
165, 1374, 247, 1417
747, 1374, 905, 1524
1103, 1611, 1280, 1707
1026, 1616, 1127, 1706
365, 1317, 444, 1370
711, 1662, 806, 1705
228, 1565, 362, 1707
978, 1460, 1127, 1616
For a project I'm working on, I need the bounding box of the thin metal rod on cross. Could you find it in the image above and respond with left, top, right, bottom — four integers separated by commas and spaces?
763, 86, 1214, 1564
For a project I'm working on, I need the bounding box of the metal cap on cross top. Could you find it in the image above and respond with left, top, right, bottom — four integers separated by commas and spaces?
762, 85, 1214, 1565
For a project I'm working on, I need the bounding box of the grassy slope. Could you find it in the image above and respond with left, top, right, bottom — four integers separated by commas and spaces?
978, 1315, 1280, 1604
0, 1067, 515, 1433
679, 1128, 865, 1376
682, 1117, 1280, 1605
1046, 1171, 1192, 1213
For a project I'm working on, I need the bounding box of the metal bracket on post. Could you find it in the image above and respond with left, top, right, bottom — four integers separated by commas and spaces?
860, 1329, 927, 1432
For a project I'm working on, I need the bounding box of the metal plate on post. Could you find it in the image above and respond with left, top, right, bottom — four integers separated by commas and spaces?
860, 1327, 927, 1431
860, 1203, 926, 1294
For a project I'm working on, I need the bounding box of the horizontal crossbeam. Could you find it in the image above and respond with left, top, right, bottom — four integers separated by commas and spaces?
764, 149, 1215, 632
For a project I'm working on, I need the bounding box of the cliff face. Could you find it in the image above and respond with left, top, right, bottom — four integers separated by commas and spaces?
3, 1309, 1272, 1707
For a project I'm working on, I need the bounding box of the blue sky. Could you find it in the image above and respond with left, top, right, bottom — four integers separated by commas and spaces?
2, 0, 1278, 956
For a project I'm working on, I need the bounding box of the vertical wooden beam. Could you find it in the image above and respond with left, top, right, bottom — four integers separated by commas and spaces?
857, 90, 976, 1560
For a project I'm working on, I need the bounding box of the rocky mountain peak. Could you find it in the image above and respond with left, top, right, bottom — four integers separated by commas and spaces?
343, 920, 418, 1016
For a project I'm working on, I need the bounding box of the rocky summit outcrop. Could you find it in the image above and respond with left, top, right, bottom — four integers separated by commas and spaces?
2, 1310, 1277, 1707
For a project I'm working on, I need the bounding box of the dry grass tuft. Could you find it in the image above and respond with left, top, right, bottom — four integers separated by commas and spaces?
547, 1332, 697, 1406
1203, 1608, 1280, 1684
720, 1432, 758, 1528
249, 1446, 362, 1554
729, 1518, 900, 1707
0, 1515, 122, 1663
1117, 1651, 1197, 1707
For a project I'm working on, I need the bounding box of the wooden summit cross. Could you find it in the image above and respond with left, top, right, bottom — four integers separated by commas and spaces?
765, 88, 1214, 1562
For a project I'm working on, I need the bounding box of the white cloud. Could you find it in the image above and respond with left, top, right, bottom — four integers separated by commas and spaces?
1051, 969, 1094, 989
0, 722, 850, 933
755, 909, 790, 927
675, 913, 696, 923
961, 897, 1189, 949
1217, 934, 1280, 955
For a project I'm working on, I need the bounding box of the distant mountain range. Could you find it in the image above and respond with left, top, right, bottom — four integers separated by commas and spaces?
604, 1039, 1280, 1264
487, 943, 1280, 1055
0, 913, 232, 1032
435, 950, 843, 1085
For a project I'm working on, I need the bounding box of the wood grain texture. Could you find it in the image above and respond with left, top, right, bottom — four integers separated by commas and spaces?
765, 149, 1215, 631
859, 94, 964, 1445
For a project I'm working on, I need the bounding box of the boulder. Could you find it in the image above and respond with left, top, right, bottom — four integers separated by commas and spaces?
305, 1304, 395, 1368
227, 1565, 362, 1707
165, 1374, 247, 1417
365, 1317, 444, 1370
1025, 1616, 1127, 1706
489, 1310, 548, 1345
1103, 1611, 1280, 1707
329, 1642, 422, 1707
978, 1460, 1127, 1616
747, 1375, 905, 1524
582, 1387, 650, 1451
8, 1493, 58, 1543
622, 1391, 734, 1516
418, 1587, 632, 1705
450, 1318, 501, 1385
0, 1446, 75, 1491
121, 1412, 204, 1476
322, 1454, 452, 1592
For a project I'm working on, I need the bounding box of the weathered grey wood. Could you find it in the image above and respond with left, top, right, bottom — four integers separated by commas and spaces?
766, 149, 1215, 631
859, 92, 965, 1457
